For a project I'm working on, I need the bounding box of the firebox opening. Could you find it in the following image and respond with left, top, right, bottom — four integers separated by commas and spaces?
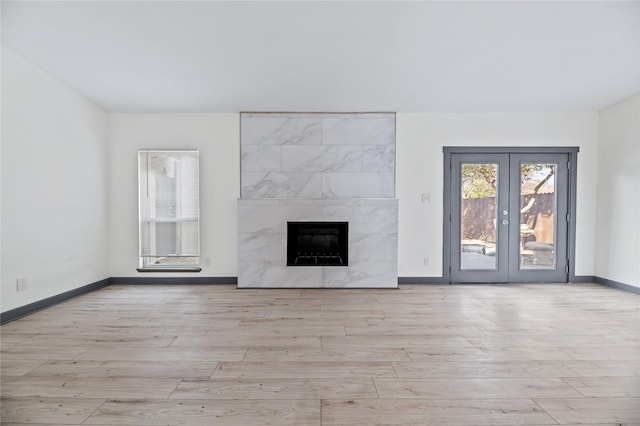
287, 222, 348, 266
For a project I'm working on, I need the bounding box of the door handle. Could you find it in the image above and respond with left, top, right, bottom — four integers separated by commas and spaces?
501, 219, 509, 225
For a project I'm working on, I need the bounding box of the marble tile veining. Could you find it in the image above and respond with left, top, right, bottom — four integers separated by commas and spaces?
282, 145, 362, 172
363, 144, 395, 172
322, 173, 395, 198
241, 145, 282, 172
242, 172, 321, 199
241, 116, 322, 145
322, 116, 395, 146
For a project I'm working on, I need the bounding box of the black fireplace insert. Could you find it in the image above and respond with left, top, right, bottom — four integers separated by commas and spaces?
287, 222, 348, 266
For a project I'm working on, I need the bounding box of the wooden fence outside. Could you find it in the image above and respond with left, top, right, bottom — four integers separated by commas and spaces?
462, 193, 555, 244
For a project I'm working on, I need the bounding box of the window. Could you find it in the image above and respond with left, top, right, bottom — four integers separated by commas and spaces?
138, 150, 200, 271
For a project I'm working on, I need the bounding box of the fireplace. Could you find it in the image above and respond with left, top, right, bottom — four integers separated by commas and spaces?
287, 222, 348, 266
238, 112, 398, 288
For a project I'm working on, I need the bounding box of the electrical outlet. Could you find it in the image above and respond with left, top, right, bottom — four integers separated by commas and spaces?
423, 257, 430, 266
421, 193, 431, 203
16, 277, 27, 292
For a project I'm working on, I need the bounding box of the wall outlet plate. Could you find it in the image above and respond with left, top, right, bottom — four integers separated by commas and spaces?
16, 277, 27, 292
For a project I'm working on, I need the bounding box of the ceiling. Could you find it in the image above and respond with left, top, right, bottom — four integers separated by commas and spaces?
2, 1, 638, 113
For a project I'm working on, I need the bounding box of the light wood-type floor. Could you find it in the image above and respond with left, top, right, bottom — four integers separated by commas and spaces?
1, 283, 639, 425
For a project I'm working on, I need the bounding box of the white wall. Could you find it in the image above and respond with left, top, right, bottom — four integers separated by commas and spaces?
396, 112, 599, 278
107, 112, 600, 281
1, 46, 109, 312
595, 94, 640, 288
107, 114, 239, 278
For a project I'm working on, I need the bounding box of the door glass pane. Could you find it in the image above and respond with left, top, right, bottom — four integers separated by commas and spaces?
460, 163, 498, 270
520, 163, 556, 269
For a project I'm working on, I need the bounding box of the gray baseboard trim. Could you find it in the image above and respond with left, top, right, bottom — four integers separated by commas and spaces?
110, 276, 237, 285
0, 278, 111, 325
594, 276, 640, 294
398, 276, 448, 284
571, 275, 596, 283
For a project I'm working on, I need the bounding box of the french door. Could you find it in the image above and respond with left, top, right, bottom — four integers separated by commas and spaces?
446, 149, 575, 283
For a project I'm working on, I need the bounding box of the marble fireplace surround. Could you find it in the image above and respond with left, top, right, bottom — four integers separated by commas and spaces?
238, 112, 398, 288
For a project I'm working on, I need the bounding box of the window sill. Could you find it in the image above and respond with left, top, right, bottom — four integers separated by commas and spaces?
137, 267, 202, 273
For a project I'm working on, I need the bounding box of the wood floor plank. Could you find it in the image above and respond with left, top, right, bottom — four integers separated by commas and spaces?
391, 360, 583, 379
77, 346, 247, 362
244, 347, 410, 362
171, 334, 321, 348
466, 334, 639, 348
562, 376, 640, 397
321, 398, 557, 425
264, 309, 384, 319
0, 359, 47, 377
169, 378, 377, 399
533, 397, 640, 424
1, 376, 181, 399
0, 344, 91, 360
212, 361, 397, 379
83, 399, 320, 425
322, 335, 473, 349
0, 397, 104, 424
206, 324, 347, 337
345, 325, 494, 336
22, 335, 177, 348
25, 360, 218, 380
560, 345, 640, 361
405, 346, 576, 362
566, 359, 640, 377
374, 377, 583, 399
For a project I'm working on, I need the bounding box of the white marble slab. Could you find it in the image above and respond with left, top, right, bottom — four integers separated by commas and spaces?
349, 234, 398, 262
239, 263, 323, 288
241, 116, 322, 145
322, 262, 398, 288
238, 233, 286, 263
241, 145, 282, 172
322, 173, 395, 198
323, 204, 398, 234
242, 172, 322, 198
322, 116, 395, 145
282, 145, 362, 172
363, 144, 395, 172
238, 204, 321, 234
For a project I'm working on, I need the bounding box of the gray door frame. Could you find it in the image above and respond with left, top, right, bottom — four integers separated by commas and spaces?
443, 147, 579, 283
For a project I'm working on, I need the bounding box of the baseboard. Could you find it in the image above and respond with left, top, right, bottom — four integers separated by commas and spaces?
398, 276, 448, 284
594, 276, 640, 295
0, 278, 111, 325
571, 275, 596, 283
110, 276, 237, 285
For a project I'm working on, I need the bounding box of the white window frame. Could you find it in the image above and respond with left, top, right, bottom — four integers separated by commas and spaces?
137, 149, 201, 272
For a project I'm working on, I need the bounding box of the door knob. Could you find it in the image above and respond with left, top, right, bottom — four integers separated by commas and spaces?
501, 219, 509, 225
502, 210, 508, 216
